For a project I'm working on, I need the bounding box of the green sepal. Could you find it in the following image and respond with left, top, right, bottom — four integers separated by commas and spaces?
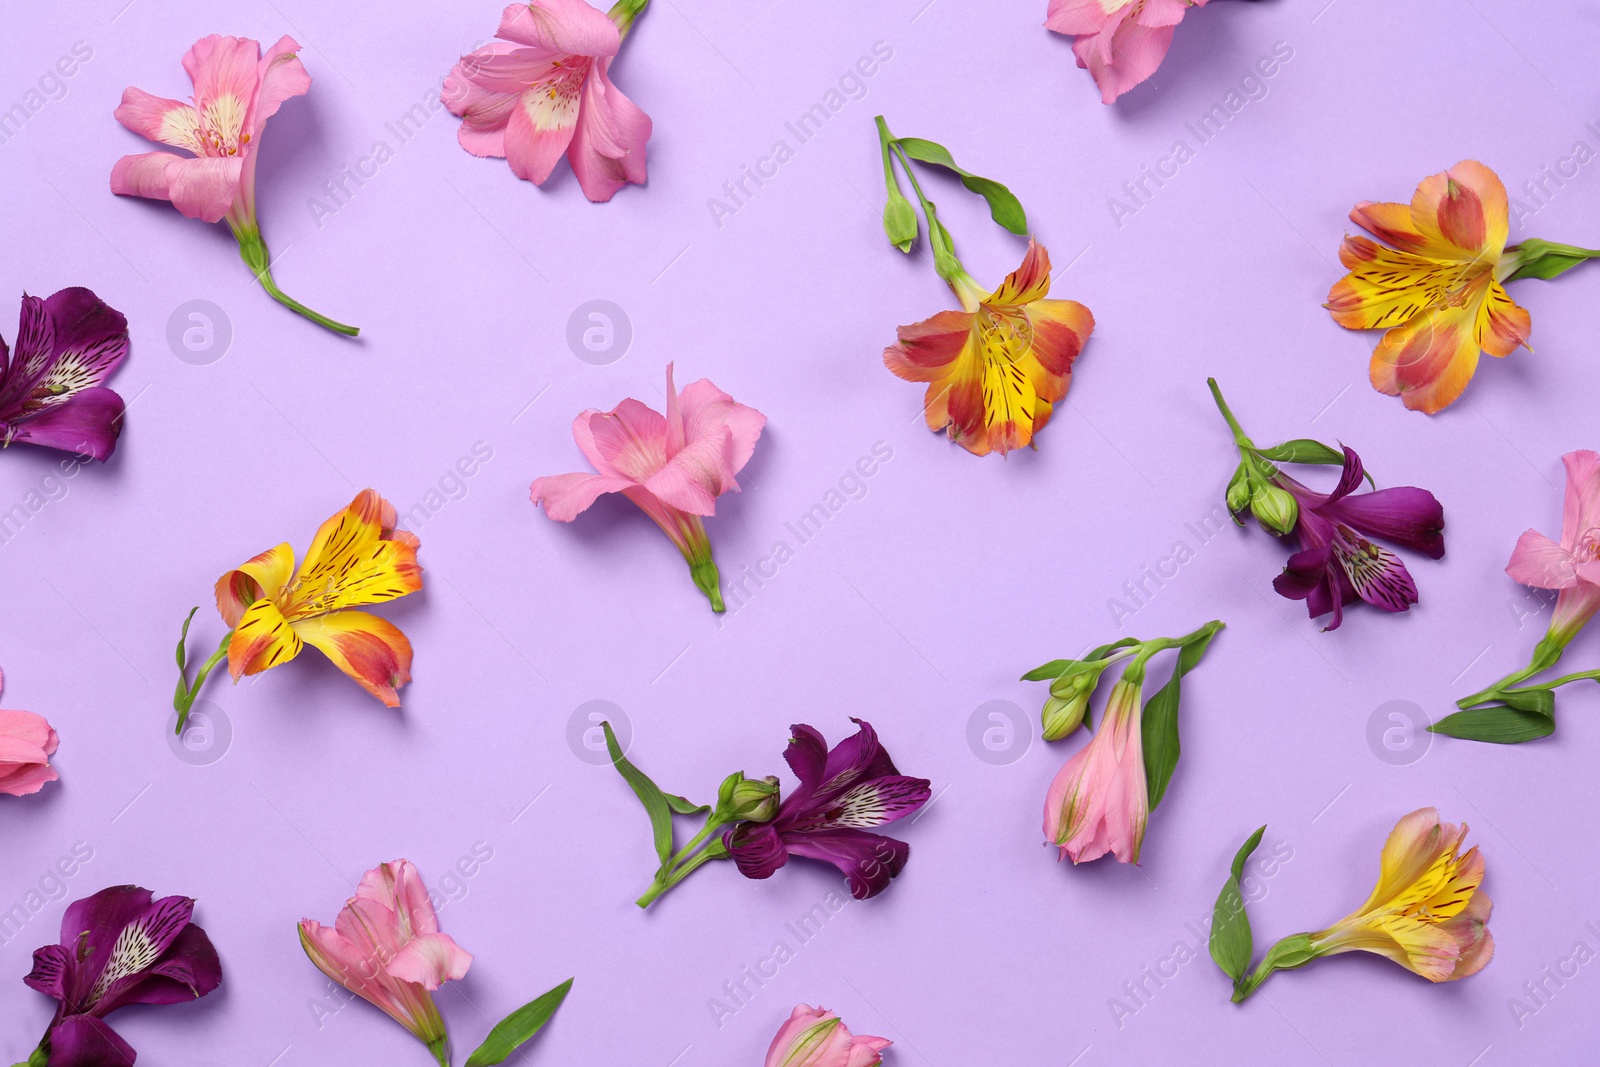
893, 137, 1028, 235
602, 722, 678, 865
1140, 621, 1224, 811
1430, 686, 1556, 744
463, 978, 574, 1066
1209, 826, 1264, 984
1505, 238, 1600, 282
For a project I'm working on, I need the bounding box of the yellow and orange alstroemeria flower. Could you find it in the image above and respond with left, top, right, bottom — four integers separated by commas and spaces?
1327, 160, 1531, 414
884, 240, 1094, 456
215, 489, 423, 706
1308, 807, 1493, 982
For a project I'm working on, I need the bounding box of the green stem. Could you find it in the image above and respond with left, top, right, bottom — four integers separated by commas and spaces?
1457, 634, 1565, 709
1128, 619, 1227, 675
640, 838, 732, 908
874, 116, 899, 190
174, 608, 231, 734
232, 225, 359, 336
889, 139, 963, 283
608, 0, 650, 38
427, 1036, 450, 1067
1206, 378, 1255, 451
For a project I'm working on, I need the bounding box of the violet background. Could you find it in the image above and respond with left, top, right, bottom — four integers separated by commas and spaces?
2, 0, 1599, 1063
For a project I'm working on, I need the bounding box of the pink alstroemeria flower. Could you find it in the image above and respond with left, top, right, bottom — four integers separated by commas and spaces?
298, 860, 473, 1067
1044, 677, 1148, 864
765, 1005, 891, 1067
0, 669, 59, 798
1045, 0, 1209, 104
111, 35, 357, 335
530, 364, 765, 612
1507, 450, 1600, 647
446, 0, 653, 202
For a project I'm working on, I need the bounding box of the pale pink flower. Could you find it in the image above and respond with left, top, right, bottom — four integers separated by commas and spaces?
110, 35, 357, 334
446, 0, 652, 202
0, 669, 59, 798
1043, 677, 1148, 863
298, 860, 473, 1066
1045, 0, 1209, 104
765, 1005, 891, 1067
1507, 450, 1600, 645
530, 364, 765, 612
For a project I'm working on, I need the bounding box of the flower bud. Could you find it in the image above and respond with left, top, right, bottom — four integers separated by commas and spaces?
1249, 484, 1299, 536
1225, 465, 1251, 514
1042, 665, 1104, 741
717, 772, 781, 824
882, 192, 918, 253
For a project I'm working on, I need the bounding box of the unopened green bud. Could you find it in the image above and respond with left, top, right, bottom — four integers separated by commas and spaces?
1042, 666, 1103, 740
716, 772, 781, 824
883, 192, 918, 252
1225, 465, 1251, 514
1249, 484, 1299, 536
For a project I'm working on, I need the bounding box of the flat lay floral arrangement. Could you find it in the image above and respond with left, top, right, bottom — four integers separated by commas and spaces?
2, 0, 1597, 1063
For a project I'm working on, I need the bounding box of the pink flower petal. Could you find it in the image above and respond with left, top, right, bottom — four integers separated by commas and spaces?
252, 36, 311, 136
1506, 529, 1580, 589
530, 471, 635, 520
568, 57, 650, 202
497, 0, 622, 58
386, 931, 473, 990
110, 151, 185, 203
504, 78, 584, 185
586, 399, 669, 482
165, 155, 245, 222
114, 88, 203, 152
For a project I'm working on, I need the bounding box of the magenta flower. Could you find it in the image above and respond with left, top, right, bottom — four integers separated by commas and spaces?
22, 886, 222, 1066
1045, 0, 1210, 104
0, 668, 60, 798
764, 1005, 891, 1067
530, 363, 765, 612
725, 719, 931, 900
1272, 446, 1445, 631
111, 35, 357, 335
0, 288, 129, 461
446, 0, 653, 202
299, 860, 473, 1067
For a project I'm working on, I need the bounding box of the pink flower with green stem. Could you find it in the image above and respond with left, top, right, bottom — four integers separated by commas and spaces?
111, 35, 358, 336
445, 0, 653, 202
530, 364, 765, 612
1434, 450, 1600, 744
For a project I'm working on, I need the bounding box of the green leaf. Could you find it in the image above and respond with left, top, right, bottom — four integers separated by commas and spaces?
1209, 826, 1264, 984
602, 722, 677, 865
1140, 624, 1223, 811
1021, 659, 1078, 682
1255, 439, 1376, 487
894, 137, 1028, 235
464, 978, 574, 1066
1430, 687, 1556, 744
663, 793, 709, 816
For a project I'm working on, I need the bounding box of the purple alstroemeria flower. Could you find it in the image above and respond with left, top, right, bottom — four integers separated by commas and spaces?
22, 886, 222, 1067
0, 288, 130, 462
723, 719, 931, 900
1272, 446, 1445, 631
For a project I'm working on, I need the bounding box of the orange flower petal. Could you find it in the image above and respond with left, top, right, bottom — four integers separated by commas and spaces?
293, 610, 413, 707
227, 596, 304, 679
1371, 305, 1482, 413
285, 489, 422, 618
215, 542, 296, 628
989, 240, 1053, 306
1408, 160, 1508, 262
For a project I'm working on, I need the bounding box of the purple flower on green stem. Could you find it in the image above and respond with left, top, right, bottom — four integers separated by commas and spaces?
1272, 446, 1444, 630
22, 886, 221, 1066
724, 719, 931, 900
